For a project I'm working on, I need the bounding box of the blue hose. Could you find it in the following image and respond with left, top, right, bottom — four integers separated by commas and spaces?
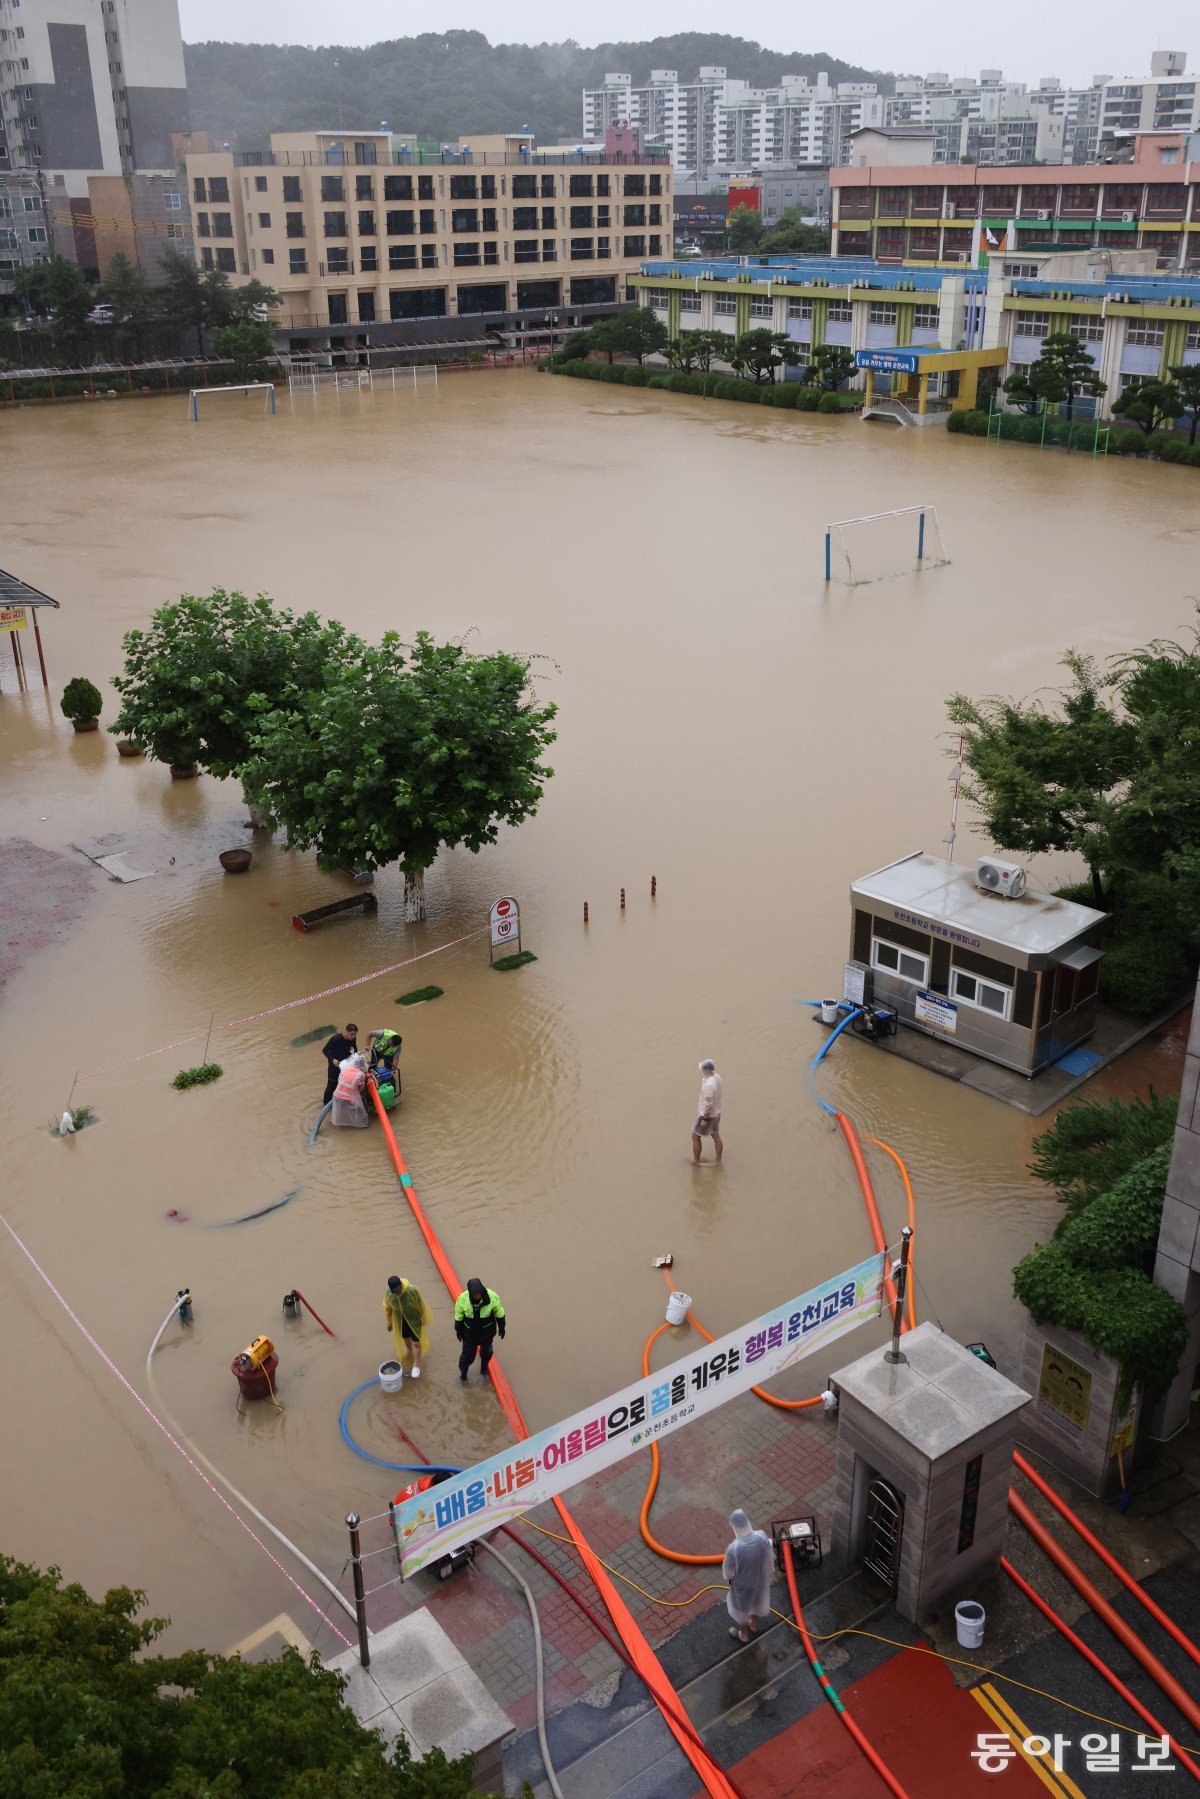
807, 1007, 862, 1116
338, 1378, 462, 1477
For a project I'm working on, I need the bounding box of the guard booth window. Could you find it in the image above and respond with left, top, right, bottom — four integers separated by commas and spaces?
871, 938, 929, 984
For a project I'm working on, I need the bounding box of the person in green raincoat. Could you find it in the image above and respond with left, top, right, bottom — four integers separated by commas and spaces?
384, 1274, 432, 1379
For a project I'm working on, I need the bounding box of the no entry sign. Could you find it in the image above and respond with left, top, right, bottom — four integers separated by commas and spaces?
489, 896, 521, 952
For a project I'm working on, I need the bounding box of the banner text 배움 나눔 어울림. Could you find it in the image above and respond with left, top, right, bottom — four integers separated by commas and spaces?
393, 1249, 886, 1575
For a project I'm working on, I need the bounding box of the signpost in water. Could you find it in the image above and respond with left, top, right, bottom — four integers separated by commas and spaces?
489, 896, 521, 963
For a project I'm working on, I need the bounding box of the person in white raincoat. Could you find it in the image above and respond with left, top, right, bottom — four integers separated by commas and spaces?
330, 1052, 370, 1128
722, 1509, 774, 1642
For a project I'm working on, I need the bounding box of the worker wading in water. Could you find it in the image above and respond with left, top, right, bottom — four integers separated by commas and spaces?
454, 1277, 505, 1383
384, 1275, 431, 1379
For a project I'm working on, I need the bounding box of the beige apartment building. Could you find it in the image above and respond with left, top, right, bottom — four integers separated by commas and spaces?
183, 129, 672, 345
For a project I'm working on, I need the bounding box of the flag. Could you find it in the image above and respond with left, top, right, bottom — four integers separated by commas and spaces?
985, 227, 1000, 248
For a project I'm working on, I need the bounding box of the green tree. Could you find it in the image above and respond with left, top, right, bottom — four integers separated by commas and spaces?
110, 589, 362, 801
0, 1555, 491, 1796
757, 211, 830, 255
1029, 1090, 1179, 1225
1168, 362, 1200, 444
242, 631, 557, 921
213, 318, 276, 382
588, 308, 670, 364
559, 329, 593, 362
13, 256, 93, 360
1018, 331, 1106, 421
725, 203, 763, 252
101, 252, 157, 357
730, 328, 801, 383
806, 344, 856, 391
946, 651, 1137, 907
1113, 376, 1182, 437
1001, 367, 1045, 415
667, 328, 726, 373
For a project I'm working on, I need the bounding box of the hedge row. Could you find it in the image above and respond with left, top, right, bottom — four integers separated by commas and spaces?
545, 359, 851, 412
948, 407, 1200, 465
0, 363, 253, 403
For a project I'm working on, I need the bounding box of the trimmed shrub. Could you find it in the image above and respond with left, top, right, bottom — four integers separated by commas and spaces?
948, 408, 988, 436
769, 384, 800, 408
793, 387, 821, 412
1182, 443, 1200, 466
1108, 427, 1145, 456
622, 365, 649, 386
817, 391, 842, 414
1151, 433, 1185, 462
647, 372, 670, 388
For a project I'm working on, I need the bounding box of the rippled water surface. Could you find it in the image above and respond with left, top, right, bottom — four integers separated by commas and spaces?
0, 372, 1191, 1650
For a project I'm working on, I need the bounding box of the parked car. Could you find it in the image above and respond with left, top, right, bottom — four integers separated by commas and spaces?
87, 304, 114, 324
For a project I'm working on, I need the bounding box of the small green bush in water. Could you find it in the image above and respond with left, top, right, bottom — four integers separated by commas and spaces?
396, 985, 444, 1006
172, 1063, 223, 1090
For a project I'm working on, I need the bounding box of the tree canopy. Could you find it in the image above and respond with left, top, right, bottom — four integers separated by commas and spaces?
586, 309, 670, 363
805, 344, 856, 391
725, 204, 763, 252
1169, 362, 1200, 445
730, 328, 801, 383
0, 1555, 493, 1796
241, 631, 557, 918
1112, 376, 1182, 437
757, 211, 830, 255
1002, 332, 1106, 420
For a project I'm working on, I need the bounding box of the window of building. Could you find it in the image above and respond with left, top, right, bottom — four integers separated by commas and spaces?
624, 203, 646, 225
1003, 260, 1040, 278
1068, 313, 1102, 341
288, 248, 307, 273
513, 174, 536, 199
216, 247, 236, 273
514, 238, 539, 263
200, 246, 213, 268
283, 176, 301, 203
449, 174, 477, 200
623, 234, 645, 256
453, 241, 480, 265
826, 301, 852, 321
361, 245, 378, 271
871, 937, 928, 984
193, 176, 206, 202
596, 174, 610, 197
597, 205, 611, 228
195, 210, 210, 237
320, 175, 344, 202
383, 174, 412, 201
649, 204, 661, 226
358, 291, 376, 322
1013, 309, 1049, 335
513, 206, 538, 231
1126, 318, 1165, 345
26, 224, 45, 242
541, 239, 557, 262
787, 297, 813, 319
646, 288, 669, 308
950, 967, 1012, 1020
569, 174, 594, 197
388, 244, 417, 269
570, 237, 594, 260
389, 286, 447, 320
328, 293, 348, 324
254, 175, 268, 193
324, 211, 347, 237
482, 208, 497, 233
357, 209, 376, 235
868, 302, 897, 324
715, 294, 737, 314
541, 175, 556, 198
680, 292, 701, 312
570, 205, 594, 229
451, 208, 477, 233
355, 174, 373, 201
1186, 324, 1200, 350
647, 235, 661, 255
749, 294, 773, 318
417, 174, 434, 201
261, 247, 274, 263
387, 209, 415, 235
623, 175, 646, 197
326, 247, 350, 273
913, 303, 939, 330
164, 191, 181, 210
422, 244, 438, 267
285, 212, 305, 238
256, 211, 270, 229
419, 209, 436, 234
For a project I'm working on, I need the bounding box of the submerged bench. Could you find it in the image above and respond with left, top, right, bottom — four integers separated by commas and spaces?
292, 892, 379, 933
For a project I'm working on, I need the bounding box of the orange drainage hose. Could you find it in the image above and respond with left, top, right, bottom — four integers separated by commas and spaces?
1000, 1556, 1200, 1784
1013, 1449, 1200, 1675
835, 1111, 902, 1326
1008, 1485, 1200, 1739
639, 1320, 722, 1568
864, 1135, 917, 1331
367, 1088, 740, 1799
656, 1265, 824, 1416
783, 1538, 913, 1799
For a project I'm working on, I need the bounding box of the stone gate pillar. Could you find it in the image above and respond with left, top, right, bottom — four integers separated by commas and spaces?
830, 1322, 1030, 1624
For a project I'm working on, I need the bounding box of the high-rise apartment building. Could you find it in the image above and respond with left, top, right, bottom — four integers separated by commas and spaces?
0, 0, 189, 279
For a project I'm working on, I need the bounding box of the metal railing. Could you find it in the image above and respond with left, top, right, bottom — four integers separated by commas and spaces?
230, 148, 670, 170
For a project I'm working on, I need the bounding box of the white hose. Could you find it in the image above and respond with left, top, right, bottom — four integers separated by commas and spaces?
146, 1291, 357, 1624
479, 1539, 565, 1799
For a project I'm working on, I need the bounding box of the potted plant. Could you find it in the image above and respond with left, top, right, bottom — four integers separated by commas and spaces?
116, 737, 143, 758
61, 677, 103, 734
218, 847, 253, 873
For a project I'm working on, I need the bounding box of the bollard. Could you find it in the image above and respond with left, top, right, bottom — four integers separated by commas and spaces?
346, 1512, 370, 1668
583, 901, 589, 924
620, 887, 625, 910
651, 875, 657, 898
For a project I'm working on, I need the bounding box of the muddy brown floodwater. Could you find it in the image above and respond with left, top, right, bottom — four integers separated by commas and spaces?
0, 371, 1192, 1655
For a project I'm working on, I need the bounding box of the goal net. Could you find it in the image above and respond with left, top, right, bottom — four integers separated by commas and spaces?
824, 506, 949, 586
189, 382, 277, 421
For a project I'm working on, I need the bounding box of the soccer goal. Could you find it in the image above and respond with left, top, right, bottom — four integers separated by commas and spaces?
823, 505, 949, 586
189, 382, 277, 421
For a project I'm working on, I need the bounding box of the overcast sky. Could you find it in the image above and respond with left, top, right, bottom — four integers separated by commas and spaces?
178, 0, 1193, 89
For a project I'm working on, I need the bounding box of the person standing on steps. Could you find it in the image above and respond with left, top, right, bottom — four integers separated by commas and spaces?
454, 1277, 506, 1382
723, 1509, 773, 1643
321, 1023, 358, 1104
384, 1274, 431, 1379
692, 1058, 723, 1164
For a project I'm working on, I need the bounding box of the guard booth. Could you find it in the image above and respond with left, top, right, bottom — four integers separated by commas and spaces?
856, 345, 1007, 423
849, 851, 1109, 1076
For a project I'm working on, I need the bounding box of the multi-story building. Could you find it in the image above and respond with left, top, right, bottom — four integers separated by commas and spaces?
0, 165, 48, 287
184, 130, 673, 349
629, 249, 1200, 422
830, 134, 1200, 272
0, 0, 189, 277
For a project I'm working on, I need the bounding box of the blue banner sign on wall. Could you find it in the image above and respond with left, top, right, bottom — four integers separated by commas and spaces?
855, 348, 922, 374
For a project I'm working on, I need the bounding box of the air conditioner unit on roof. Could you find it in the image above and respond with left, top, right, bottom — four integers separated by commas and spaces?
975, 857, 1027, 899
1036, 209, 1050, 221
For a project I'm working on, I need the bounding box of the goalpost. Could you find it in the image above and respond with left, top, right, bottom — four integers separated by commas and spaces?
823, 505, 949, 586
189, 382, 277, 422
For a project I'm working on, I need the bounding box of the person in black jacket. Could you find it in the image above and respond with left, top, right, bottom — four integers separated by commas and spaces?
322, 1024, 359, 1104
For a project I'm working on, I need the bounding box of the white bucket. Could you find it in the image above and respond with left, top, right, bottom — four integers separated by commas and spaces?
955, 1600, 985, 1649
378, 1360, 405, 1393
666, 1291, 692, 1326
820, 999, 840, 1025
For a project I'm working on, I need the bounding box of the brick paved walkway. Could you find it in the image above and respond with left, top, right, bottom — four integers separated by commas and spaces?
0, 838, 97, 1005
341, 1380, 841, 1741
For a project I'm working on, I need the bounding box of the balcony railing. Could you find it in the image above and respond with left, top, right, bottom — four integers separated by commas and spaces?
230, 148, 670, 169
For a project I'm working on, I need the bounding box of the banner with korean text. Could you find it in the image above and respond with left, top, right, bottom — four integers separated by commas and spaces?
393, 1249, 887, 1576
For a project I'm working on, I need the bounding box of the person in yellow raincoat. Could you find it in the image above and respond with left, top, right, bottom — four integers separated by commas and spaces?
384, 1274, 432, 1380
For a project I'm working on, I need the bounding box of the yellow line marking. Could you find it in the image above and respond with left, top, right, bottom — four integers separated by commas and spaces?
971, 1682, 1087, 1799
226, 1612, 312, 1657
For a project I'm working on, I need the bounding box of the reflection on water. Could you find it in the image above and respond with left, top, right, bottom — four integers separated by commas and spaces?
0, 373, 1192, 1650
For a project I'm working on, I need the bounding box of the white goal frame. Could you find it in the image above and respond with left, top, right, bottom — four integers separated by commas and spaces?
189, 382, 277, 421
823, 504, 948, 585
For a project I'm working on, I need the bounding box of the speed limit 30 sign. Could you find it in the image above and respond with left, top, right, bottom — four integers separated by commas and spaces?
489, 896, 521, 950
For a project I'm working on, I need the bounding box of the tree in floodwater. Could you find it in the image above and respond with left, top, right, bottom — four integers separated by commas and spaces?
242, 632, 557, 921
0, 1554, 494, 1796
